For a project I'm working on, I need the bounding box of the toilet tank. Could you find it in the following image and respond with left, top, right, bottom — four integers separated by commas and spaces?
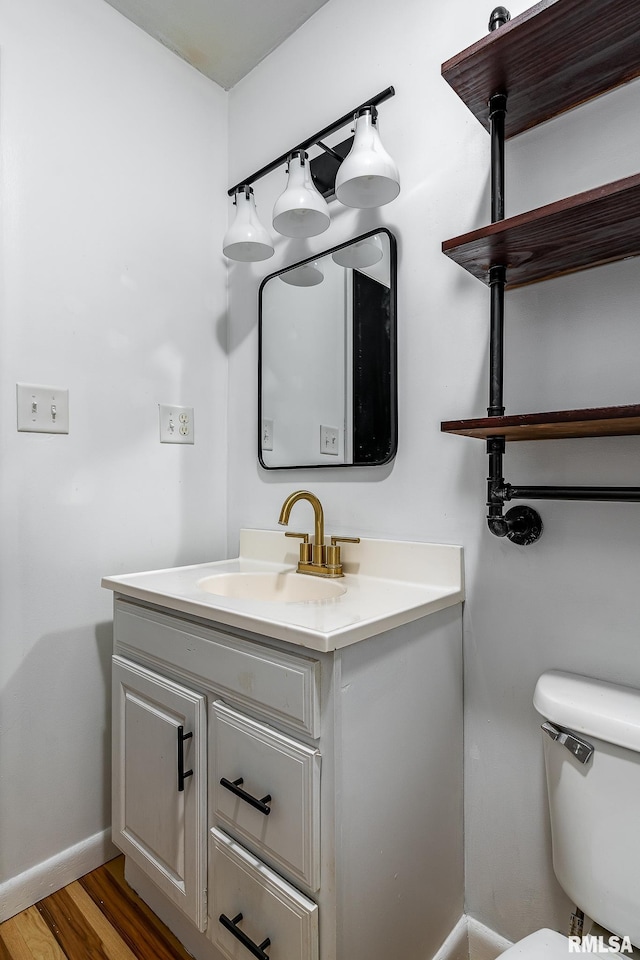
534, 670, 640, 948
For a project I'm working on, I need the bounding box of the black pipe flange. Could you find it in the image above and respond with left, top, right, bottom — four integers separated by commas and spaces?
505, 505, 543, 546
487, 506, 543, 544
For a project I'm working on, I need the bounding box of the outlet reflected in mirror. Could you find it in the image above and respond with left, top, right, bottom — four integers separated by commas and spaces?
259, 229, 397, 469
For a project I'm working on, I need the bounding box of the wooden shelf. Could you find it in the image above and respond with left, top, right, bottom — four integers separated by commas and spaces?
440, 0, 640, 533
442, 0, 640, 139
442, 173, 640, 288
441, 404, 640, 441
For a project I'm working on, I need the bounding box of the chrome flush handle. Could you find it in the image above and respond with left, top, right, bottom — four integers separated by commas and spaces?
541, 721, 594, 765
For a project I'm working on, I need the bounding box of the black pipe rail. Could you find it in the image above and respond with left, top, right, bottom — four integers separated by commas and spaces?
484, 13, 544, 544
506, 486, 640, 502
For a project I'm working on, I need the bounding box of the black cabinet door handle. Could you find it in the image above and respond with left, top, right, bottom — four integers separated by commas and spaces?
220, 777, 271, 815
219, 912, 271, 960
177, 725, 193, 792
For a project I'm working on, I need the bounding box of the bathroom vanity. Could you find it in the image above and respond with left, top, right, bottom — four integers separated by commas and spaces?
102, 530, 464, 960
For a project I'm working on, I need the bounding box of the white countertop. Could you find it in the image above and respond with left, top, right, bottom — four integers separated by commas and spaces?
102, 529, 464, 652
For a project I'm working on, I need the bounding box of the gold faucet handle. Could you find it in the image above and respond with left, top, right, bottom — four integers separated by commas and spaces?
285, 531, 312, 564
326, 536, 360, 569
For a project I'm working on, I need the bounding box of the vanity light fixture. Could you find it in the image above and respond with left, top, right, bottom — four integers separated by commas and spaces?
272, 151, 331, 238
335, 107, 400, 208
222, 186, 274, 262
223, 87, 398, 261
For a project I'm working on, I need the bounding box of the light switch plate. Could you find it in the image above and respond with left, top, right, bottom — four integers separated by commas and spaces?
159, 404, 194, 444
17, 383, 69, 434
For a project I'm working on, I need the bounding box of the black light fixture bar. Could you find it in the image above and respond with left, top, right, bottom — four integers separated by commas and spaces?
227, 86, 395, 197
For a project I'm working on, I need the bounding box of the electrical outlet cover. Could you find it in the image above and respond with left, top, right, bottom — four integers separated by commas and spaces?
159, 404, 194, 444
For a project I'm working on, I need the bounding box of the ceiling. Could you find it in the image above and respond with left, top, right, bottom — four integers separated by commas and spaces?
103, 0, 331, 90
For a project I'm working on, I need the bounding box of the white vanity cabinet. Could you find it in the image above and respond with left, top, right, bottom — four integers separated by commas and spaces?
107, 553, 464, 960
112, 598, 324, 960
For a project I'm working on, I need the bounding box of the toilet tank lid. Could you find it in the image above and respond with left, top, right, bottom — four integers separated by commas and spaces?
534, 670, 640, 753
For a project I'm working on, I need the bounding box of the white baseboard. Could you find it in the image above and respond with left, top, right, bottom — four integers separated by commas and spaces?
0, 828, 118, 922
432, 915, 470, 960
432, 915, 514, 960
468, 917, 514, 960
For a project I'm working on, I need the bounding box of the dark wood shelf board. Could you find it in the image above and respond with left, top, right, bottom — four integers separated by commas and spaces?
442, 0, 640, 139
442, 173, 640, 287
442, 405, 640, 441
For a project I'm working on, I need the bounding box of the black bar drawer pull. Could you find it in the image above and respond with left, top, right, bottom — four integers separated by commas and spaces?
219, 912, 271, 960
220, 777, 271, 815
177, 725, 193, 792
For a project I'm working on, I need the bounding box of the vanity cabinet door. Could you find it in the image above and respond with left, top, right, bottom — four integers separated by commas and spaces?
112, 655, 207, 931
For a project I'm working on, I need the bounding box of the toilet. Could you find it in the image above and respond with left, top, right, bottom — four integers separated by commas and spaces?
499, 670, 640, 959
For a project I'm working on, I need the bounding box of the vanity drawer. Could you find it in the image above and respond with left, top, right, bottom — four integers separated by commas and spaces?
212, 700, 320, 891
209, 827, 318, 960
114, 600, 320, 737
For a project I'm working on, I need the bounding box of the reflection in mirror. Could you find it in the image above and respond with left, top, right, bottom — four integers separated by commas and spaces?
259, 229, 396, 469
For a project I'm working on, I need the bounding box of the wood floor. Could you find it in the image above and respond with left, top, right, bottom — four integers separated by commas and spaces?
0, 856, 193, 960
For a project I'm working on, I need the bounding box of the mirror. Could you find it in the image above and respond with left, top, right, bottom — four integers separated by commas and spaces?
258, 228, 397, 469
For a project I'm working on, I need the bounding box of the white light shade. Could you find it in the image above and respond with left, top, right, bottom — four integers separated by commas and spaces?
332, 233, 384, 269
335, 110, 400, 208
223, 187, 274, 262
272, 152, 331, 238
279, 260, 324, 286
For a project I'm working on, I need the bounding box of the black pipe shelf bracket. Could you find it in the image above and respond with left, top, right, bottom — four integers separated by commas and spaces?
227, 87, 395, 201
440, 3, 640, 545
485, 47, 543, 546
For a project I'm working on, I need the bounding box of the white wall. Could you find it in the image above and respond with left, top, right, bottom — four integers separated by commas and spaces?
0, 0, 228, 912
227, 0, 640, 945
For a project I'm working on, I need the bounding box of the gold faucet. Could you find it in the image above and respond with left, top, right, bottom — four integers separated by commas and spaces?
278, 490, 359, 578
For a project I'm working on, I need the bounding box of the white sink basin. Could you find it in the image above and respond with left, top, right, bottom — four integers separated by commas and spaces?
197, 571, 347, 604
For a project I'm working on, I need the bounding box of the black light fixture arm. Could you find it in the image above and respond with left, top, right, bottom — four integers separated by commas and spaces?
315, 140, 345, 164
227, 86, 395, 196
